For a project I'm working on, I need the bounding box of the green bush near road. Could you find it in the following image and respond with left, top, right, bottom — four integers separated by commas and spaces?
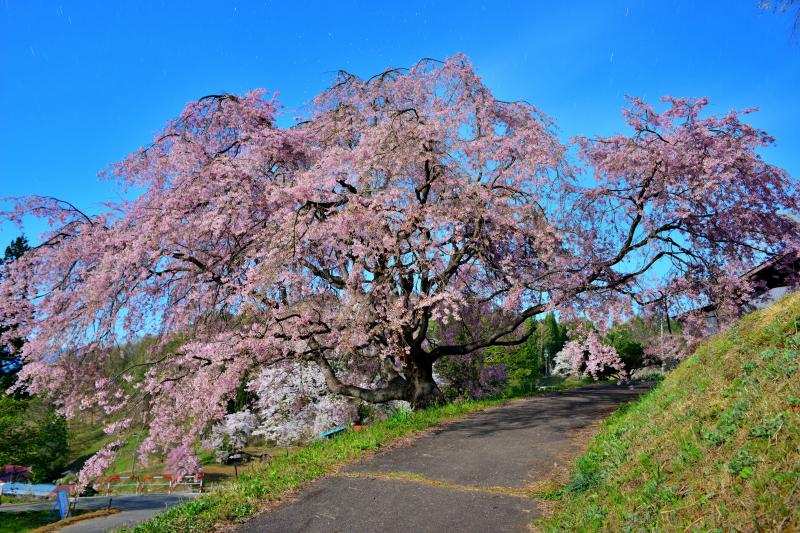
0, 396, 69, 483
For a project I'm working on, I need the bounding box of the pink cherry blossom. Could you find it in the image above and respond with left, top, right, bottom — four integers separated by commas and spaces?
555, 330, 626, 380
0, 55, 797, 482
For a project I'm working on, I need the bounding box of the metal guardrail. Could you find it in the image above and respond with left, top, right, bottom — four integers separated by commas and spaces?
103, 473, 203, 494
139, 474, 173, 493
172, 474, 204, 493
103, 475, 140, 495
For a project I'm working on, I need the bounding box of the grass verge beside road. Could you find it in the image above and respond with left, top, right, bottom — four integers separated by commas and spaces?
0, 508, 119, 533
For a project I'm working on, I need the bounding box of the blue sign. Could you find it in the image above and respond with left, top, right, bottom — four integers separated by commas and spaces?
55, 489, 69, 520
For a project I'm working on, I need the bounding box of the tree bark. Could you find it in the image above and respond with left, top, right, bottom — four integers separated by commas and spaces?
403, 356, 444, 409
311, 351, 443, 409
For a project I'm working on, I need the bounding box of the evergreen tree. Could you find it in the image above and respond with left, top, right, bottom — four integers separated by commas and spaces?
538, 313, 566, 374
0, 236, 29, 393
4, 236, 30, 263
604, 323, 645, 372
0, 236, 68, 481
487, 319, 542, 394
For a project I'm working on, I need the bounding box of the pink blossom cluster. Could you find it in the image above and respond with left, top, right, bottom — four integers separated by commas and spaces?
643, 333, 688, 369
77, 441, 122, 489
166, 445, 202, 479
0, 55, 797, 481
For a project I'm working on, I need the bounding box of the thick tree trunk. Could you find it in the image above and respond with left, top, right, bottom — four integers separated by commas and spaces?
403, 357, 444, 409
311, 351, 443, 408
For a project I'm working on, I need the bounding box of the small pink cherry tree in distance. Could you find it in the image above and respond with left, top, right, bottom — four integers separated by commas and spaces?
1, 55, 797, 476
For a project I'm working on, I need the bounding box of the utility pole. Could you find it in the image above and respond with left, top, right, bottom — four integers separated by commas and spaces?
539, 334, 546, 376
544, 348, 550, 377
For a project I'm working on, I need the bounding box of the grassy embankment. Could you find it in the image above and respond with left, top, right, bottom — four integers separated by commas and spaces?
538, 292, 800, 531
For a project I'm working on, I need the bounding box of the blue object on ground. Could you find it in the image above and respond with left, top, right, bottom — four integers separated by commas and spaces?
319, 426, 348, 439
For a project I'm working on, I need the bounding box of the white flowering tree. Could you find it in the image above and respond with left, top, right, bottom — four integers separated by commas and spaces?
204, 410, 257, 463
248, 362, 358, 446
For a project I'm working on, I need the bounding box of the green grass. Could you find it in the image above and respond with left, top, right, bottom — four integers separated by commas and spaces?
0, 510, 53, 533
0, 495, 42, 506
538, 292, 800, 531
0, 508, 102, 533
127, 380, 593, 533
65, 419, 112, 474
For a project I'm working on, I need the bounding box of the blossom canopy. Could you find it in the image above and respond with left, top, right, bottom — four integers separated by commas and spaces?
0, 55, 797, 477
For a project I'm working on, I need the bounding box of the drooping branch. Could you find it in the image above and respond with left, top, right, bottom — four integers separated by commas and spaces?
2, 57, 797, 478
308, 352, 406, 403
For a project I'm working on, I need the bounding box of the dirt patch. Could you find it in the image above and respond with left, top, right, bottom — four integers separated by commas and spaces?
31, 508, 121, 532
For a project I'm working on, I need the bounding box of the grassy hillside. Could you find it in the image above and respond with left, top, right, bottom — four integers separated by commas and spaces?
540, 292, 800, 531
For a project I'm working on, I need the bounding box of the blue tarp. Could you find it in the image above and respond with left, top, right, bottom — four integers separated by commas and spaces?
0, 482, 58, 497
319, 425, 347, 438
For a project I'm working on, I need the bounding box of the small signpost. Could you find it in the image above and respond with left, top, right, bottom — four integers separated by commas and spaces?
228, 453, 244, 478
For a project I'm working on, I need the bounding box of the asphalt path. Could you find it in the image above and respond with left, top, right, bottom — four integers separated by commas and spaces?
0, 492, 199, 532
239, 381, 652, 533
0, 382, 648, 532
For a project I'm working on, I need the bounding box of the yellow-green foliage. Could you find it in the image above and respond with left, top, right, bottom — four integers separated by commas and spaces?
541, 292, 800, 531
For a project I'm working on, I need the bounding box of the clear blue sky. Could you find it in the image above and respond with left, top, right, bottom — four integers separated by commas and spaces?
1, 0, 798, 247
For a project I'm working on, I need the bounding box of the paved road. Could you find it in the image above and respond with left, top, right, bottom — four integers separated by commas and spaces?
239, 382, 652, 533
0, 492, 199, 532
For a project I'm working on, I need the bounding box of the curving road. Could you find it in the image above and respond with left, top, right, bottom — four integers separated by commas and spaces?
1, 382, 649, 532
238, 382, 653, 533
